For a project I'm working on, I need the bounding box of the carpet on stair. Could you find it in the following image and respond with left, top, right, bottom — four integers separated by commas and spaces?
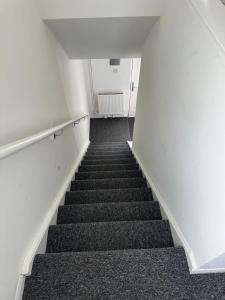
23, 247, 225, 300
57, 201, 161, 224
75, 170, 142, 180
65, 188, 153, 205
79, 163, 139, 172
71, 177, 147, 190
46, 220, 173, 253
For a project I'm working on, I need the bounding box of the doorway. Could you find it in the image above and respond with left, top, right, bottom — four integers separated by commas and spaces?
89, 58, 141, 118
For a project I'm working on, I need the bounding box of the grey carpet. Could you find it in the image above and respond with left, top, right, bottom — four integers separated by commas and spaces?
23, 142, 225, 299
71, 177, 147, 190
85, 153, 134, 159
128, 117, 135, 140
57, 201, 161, 224
90, 118, 134, 142
46, 220, 173, 253
65, 187, 153, 205
75, 170, 143, 180
81, 158, 136, 165
23, 248, 225, 300
79, 163, 139, 172
86, 150, 132, 155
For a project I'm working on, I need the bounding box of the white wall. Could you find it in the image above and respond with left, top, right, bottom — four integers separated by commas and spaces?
0, 1, 89, 299
39, 0, 162, 19
91, 59, 132, 117
190, 0, 225, 52
56, 44, 92, 118
134, 0, 225, 271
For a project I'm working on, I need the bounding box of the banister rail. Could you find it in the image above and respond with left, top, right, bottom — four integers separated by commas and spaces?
0, 113, 89, 160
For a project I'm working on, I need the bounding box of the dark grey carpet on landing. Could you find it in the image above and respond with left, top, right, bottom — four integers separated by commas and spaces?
90, 118, 134, 142
23, 142, 225, 299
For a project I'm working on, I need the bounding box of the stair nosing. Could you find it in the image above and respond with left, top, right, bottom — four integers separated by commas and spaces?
72, 177, 145, 183
34, 247, 182, 259
59, 200, 158, 209
50, 219, 169, 229
67, 187, 151, 193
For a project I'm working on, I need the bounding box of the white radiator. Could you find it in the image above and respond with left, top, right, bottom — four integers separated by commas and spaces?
97, 93, 124, 116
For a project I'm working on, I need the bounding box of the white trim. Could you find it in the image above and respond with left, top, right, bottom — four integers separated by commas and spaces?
129, 142, 225, 274
0, 113, 88, 160
20, 140, 89, 276
191, 266, 225, 274
15, 275, 26, 300
188, 0, 225, 55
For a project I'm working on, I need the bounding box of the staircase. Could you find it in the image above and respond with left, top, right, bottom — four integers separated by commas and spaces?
23, 142, 225, 299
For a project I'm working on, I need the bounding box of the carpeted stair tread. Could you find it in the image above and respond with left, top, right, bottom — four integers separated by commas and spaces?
84, 154, 133, 160
23, 247, 225, 300
46, 220, 173, 253
75, 170, 142, 180
57, 201, 161, 224
81, 158, 136, 165
82, 157, 135, 162
79, 163, 139, 172
65, 188, 153, 205
71, 177, 147, 190
91, 142, 128, 145
89, 145, 130, 150
89, 142, 128, 146
86, 150, 132, 155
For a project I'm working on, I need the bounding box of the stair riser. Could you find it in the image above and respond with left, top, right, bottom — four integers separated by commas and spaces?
90, 143, 128, 146
79, 164, 139, 172
57, 202, 161, 224
89, 146, 130, 150
47, 221, 174, 253
91, 142, 128, 145
81, 159, 136, 165
84, 154, 133, 160
71, 178, 147, 191
65, 188, 153, 205
89, 144, 129, 146
76, 170, 142, 180
86, 150, 132, 155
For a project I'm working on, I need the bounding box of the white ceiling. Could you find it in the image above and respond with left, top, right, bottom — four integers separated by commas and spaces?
45, 17, 158, 59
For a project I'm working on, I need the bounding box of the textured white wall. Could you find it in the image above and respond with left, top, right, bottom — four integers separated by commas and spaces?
0, 0, 89, 299
134, 0, 225, 271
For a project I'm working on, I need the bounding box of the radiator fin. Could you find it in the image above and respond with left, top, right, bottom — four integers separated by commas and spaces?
97, 93, 124, 115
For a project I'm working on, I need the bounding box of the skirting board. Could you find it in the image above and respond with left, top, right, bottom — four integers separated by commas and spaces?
129, 142, 225, 274
15, 141, 90, 300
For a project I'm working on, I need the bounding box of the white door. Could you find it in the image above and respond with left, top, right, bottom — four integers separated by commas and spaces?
129, 58, 141, 117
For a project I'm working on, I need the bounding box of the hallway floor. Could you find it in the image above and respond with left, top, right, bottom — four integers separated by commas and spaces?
90, 118, 134, 143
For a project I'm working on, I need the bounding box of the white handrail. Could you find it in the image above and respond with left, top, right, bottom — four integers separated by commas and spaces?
0, 113, 89, 160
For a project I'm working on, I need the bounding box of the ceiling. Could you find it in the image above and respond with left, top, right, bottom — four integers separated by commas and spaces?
45, 17, 159, 59
40, 0, 162, 19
